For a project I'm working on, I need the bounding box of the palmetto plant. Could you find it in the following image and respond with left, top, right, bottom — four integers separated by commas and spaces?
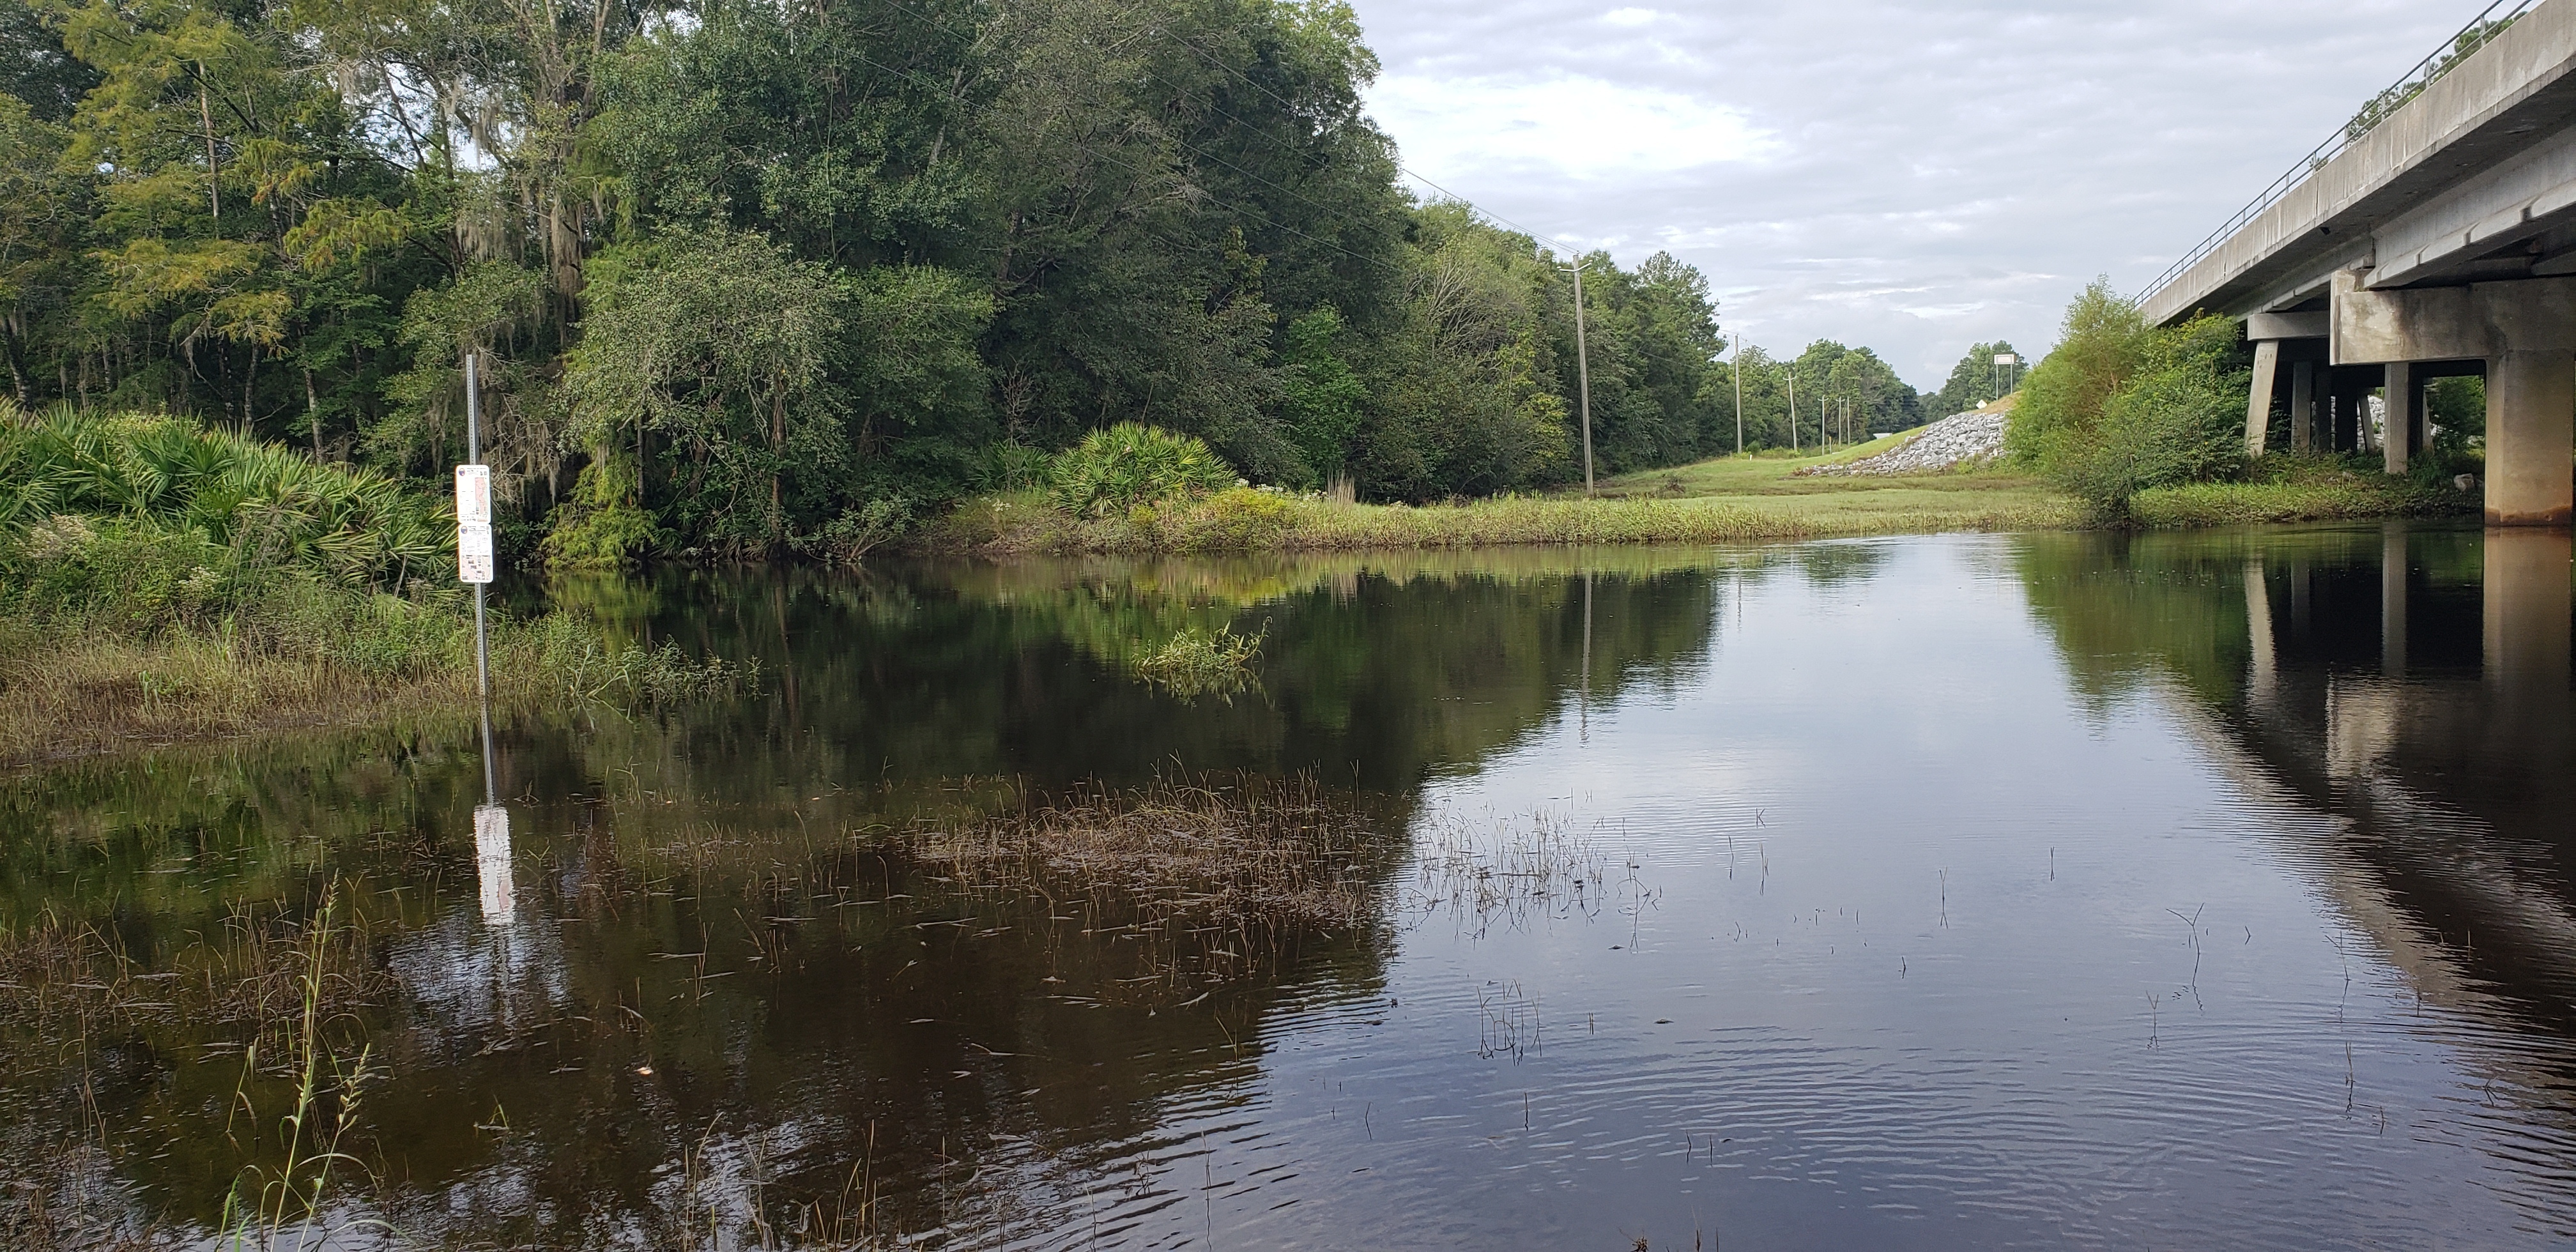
0, 402, 450, 589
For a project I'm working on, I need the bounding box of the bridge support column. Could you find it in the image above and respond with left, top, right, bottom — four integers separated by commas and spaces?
2246, 339, 2280, 457
2331, 372, 2362, 452
2288, 361, 2317, 452
2382, 362, 2416, 474
2485, 349, 2574, 524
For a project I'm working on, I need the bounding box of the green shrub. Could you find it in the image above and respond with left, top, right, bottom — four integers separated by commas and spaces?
0, 402, 448, 588
1170, 487, 1298, 550
2007, 279, 2149, 470
3, 513, 239, 632
2009, 287, 2249, 524
2053, 315, 2248, 523
542, 453, 666, 570
1049, 422, 1238, 518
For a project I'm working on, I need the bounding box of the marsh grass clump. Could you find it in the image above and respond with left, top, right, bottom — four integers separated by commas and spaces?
516, 612, 761, 708
0, 889, 392, 1076
901, 773, 1386, 984
1130, 623, 1264, 699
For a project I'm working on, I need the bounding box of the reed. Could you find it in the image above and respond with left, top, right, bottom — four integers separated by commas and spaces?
898, 773, 1386, 989
1399, 809, 1608, 939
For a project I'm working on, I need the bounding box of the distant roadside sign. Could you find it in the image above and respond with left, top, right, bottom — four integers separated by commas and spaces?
456, 463, 494, 584
1993, 353, 2018, 365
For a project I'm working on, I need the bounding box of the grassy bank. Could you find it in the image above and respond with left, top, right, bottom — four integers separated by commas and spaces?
2128, 455, 2480, 526
924, 427, 2479, 556
0, 608, 746, 768
0, 406, 746, 767
925, 433, 2082, 556
922, 483, 2083, 554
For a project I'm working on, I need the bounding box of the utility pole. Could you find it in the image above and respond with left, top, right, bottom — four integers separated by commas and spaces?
1732, 333, 1744, 456
1786, 366, 1797, 452
1562, 254, 1595, 494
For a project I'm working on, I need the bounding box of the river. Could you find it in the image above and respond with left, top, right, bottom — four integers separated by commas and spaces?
4, 522, 2572, 1249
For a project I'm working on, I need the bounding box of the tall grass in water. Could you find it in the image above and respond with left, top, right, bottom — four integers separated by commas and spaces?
0, 885, 392, 1251
1399, 809, 1611, 939
900, 772, 1388, 990
215, 885, 380, 1251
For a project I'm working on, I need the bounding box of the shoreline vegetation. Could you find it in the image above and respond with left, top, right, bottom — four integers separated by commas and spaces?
920, 444, 2474, 557
0, 404, 749, 769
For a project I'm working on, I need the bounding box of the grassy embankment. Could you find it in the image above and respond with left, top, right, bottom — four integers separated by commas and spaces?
0, 405, 744, 767
927, 433, 2081, 555
926, 427, 2472, 556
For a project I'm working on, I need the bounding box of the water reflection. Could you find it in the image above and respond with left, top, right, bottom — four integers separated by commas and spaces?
3, 532, 2575, 1248
2229, 525, 2576, 1030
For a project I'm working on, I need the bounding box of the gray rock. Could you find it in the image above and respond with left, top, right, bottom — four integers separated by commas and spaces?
1797, 408, 2009, 478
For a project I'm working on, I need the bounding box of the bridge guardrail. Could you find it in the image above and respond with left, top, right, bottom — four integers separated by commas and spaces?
2138, 0, 2537, 307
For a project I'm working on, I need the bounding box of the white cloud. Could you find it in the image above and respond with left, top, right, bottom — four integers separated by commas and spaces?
1369, 73, 1777, 181
1350, 0, 2469, 385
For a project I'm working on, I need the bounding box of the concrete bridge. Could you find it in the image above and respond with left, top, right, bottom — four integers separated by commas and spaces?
2140, 0, 2576, 524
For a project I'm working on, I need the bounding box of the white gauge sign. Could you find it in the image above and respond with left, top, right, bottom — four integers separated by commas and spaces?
456, 463, 494, 584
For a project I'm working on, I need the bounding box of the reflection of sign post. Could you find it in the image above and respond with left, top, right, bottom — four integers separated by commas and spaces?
455, 464, 493, 584
475, 803, 514, 924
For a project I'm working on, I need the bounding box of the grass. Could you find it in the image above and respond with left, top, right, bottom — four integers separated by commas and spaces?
0, 886, 390, 1252
2128, 455, 2480, 526
1130, 623, 1265, 699
923, 466, 2082, 556
925, 428, 2481, 556
0, 599, 754, 768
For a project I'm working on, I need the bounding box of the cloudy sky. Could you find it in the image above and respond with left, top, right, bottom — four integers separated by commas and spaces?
1350, 0, 2484, 388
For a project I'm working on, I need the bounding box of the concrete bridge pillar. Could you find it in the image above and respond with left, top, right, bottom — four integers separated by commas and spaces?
2245, 312, 2327, 458
2382, 521, 2408, 678
2289, 361, 2317, 453
2382, 362, 2418, 475
2245, 340, 2279, 458
2486, 350, 2575, 524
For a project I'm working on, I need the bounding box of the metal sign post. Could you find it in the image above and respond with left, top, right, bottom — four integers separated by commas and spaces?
459, 352, 510, 924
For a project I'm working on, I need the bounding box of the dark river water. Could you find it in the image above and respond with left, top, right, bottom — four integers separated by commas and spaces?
6, 523, 2575, 1249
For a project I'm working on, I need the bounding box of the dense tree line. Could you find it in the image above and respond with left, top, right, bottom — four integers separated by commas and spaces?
1, 0, 1930, 560
1707, 339, 1925, 452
